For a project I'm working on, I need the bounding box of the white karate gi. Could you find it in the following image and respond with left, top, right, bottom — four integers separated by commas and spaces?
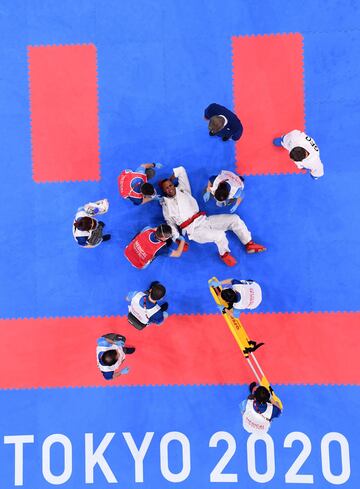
281, 130, 324, 178
161, 167, 251, 256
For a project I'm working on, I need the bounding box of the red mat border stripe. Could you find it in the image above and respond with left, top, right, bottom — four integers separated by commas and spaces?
0, 311, 358, 389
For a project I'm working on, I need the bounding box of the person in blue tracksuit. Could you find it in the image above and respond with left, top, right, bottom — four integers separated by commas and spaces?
204, 103, 243, 141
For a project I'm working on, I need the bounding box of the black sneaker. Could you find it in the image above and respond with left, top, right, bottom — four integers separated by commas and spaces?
222, 136, 230, 142
123, 346, 136, 354
102, 234, 111, 241
98, 221, 105, 227
209, 131, 216, 137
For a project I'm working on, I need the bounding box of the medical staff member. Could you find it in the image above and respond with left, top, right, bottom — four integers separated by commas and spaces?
203, 170, 245, 213
160, 166, 265, 267
273, 129, 324, 178
96, 333, 135, 381
241, 383, 282, 433
212, 278, 262, 317
127, 281, 169, 330
124, 224, 187, 269
118, 162, 163, 205
73, 199, 110, 247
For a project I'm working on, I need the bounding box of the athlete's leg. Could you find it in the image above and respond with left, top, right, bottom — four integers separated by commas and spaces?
189, 221, 230, 256
208, 214, 252, 245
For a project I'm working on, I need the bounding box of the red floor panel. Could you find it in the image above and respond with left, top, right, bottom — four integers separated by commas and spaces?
0, 312, 358, 389
232, 33, 305, 175
28, 44, 100, 183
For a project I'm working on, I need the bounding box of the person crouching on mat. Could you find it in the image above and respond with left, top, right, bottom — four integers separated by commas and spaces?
126, 281, 168, 330
118, 162, 163, 205
96, 333, 135, 381
203, 170, 245, 213
211, 278, 262, 317
124, 223, 188, 269
241, 383, 282, 434
73, 199, 111, 248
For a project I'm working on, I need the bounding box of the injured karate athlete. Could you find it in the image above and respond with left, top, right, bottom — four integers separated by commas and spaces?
160, 166, 266, 266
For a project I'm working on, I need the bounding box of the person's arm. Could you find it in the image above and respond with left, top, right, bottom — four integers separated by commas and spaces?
229, 197, 242, 213
204, 104, 212, 120
281, 129, 302, 151
293, 161, 305, 170
97, 337, 112, 347
136, 162, 163, 173
149, 307, 166, 325
240, 399, 247, 414
128, 196, 143, 205
204, 103, 218, 120
269, 386, 283, 413
136, 163, 155, 173
231, 124, 243, 141
126, 291, 139, 302
140, 163, 156, 169
203, 178, 215, 202
170, 237, 186, 258
75, 236, 89, 247
173, 166, 191, 194
209, 278, 235, 288
112, 367, 130, 378
232, 308, 241, 319
270, 403, 282, 418
310, 159, 324, 178
161, 201, 180, 241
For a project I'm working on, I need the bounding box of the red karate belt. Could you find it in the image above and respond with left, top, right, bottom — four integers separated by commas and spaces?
180, 211, 206, 229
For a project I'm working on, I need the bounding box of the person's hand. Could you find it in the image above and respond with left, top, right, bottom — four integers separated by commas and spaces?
203, 191, 211, 203
120, 367, 130, 375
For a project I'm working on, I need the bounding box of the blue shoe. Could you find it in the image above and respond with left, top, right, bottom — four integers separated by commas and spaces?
273, 137, 283, 147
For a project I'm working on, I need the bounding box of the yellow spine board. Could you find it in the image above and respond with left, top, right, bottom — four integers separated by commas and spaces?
208, 277, 283, 410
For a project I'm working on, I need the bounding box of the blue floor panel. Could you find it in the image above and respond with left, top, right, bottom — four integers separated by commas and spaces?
0, 385, 358, 488
0, 1, 359, 488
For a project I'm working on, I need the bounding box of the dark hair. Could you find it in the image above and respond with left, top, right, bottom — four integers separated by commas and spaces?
220, 288, 237, 309
145, 167, 155, 180
141, 182, 155, 196
150, 283, 166, 301
289, 146, 307, 162
74, 216, 93, 232
214, 182, 230, 201
208, 115, 225, 133
254, 386, 270, 404
101, 350, 118, 366
155, 224, 172, 240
